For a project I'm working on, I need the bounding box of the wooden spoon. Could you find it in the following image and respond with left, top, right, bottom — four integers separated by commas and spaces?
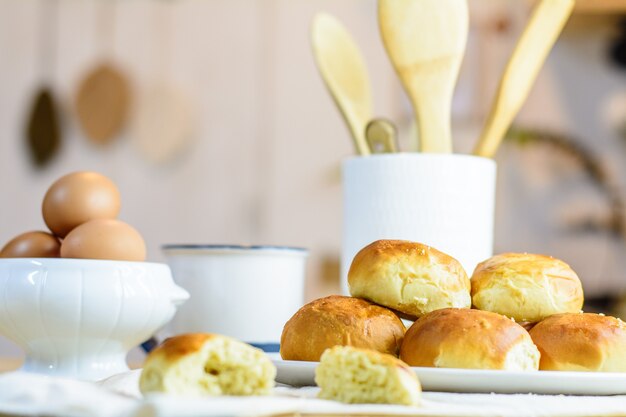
75, 0, 130, 145
132, 84, 194, 164
473, 0, 575, 158
132, 0, 194, 164
75, 63, 130, 145
27, 88, 61, 167
26, 0, 61, 167
366, 118, 398, 153
379, 0, 468, 153
311, 12, 372, 155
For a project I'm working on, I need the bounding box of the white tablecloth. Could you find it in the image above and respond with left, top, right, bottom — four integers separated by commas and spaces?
1, 370, 626, 417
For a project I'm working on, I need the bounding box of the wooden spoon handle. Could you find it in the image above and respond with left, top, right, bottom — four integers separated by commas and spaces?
312, 13, 373, 156
473, 0, 575, 158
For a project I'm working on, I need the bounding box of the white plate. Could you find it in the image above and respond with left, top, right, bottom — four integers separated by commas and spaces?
273, 359, 626, 395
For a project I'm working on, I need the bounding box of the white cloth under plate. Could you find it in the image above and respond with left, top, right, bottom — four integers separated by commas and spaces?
1, 370, 626, 417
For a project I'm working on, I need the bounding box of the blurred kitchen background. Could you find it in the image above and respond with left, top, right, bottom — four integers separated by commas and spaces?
0, 0, 625, 356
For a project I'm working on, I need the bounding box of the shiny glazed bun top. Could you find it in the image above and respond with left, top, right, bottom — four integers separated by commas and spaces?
400, 308, 540, 371
348, 240, 471, 319
471, 253, 584, 323
529, 313, 626, 372
280, 295, 405, 361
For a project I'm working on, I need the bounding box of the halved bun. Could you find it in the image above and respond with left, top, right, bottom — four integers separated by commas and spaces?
139, 333, 275, 396
315, 346, 421, 405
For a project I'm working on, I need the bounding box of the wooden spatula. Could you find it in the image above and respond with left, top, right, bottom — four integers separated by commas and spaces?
473, 0, 575, 158
312, 12, 372, 155
379, 0, 468, 153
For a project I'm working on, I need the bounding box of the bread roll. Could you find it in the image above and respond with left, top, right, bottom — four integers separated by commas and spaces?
529, 313, 626, 372
139, 333, 276, 396
280, 295, 405, 361
471, 253, 584, 323
315, 346, 421, 405
400, 308, 540, 371
348, 240, 471, 319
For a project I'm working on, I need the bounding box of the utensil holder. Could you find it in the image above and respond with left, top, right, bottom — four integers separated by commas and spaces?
342, 153, 496, 294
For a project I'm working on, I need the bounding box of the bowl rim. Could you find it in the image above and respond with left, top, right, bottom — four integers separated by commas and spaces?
161, 244, 308, 253
0, 257, 169, 268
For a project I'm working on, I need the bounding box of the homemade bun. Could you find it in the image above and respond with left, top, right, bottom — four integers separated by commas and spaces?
471, 253, 584, 322
348, 240, 471, 319
315, 346, 421, 406
139, 333, 276, 396
529, 313, 626, 372
400, 308, 540, 371
280, 295, 405, 361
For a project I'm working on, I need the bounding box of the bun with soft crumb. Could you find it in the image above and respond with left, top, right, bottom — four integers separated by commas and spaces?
315, 346, 421, 405
139, 333, 275, 396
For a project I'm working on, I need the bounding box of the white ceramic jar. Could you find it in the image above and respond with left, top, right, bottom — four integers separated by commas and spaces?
163, 245, 308, 352
342, 153, 497, 294
0, 258, 189, 381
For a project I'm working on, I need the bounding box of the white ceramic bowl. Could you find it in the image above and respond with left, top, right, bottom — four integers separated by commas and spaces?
0, 258, 189, 381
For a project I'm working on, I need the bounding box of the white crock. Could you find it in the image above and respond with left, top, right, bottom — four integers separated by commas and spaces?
0, 258, 189, 381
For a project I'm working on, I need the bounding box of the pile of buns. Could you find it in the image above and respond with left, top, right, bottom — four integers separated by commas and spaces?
281, 239, 626, 374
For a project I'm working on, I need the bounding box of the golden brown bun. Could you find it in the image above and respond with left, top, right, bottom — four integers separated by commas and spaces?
471, 253, 584, 323
348, 240, 471, 319
400, 308, 540, 370
529, 313, 626, 372
140, 333, 276, 396
315, 346, 421, 405
280, 295, 405, 361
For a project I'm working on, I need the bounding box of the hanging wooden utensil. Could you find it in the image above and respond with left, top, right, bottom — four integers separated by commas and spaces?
133, 84, 194, 164
473, 0, 575, 158
75, 0, 130, 145
132, 0, 194, 164
75, 64, 129, 144
25, 0, 61, 167
312, 12, 373, 156
379, 0, 468, 153
366, 118, 398, 154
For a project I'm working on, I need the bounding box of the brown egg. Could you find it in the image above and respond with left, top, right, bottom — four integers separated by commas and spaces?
42, 171, 121, 238
60, 219, 146, 261
0, 231, 61, 258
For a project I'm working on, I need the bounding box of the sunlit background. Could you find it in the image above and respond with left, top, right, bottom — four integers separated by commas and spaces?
1, 0, 625, 357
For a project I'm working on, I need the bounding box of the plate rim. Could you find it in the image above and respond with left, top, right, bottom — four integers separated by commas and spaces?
272, 357, 626, 394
